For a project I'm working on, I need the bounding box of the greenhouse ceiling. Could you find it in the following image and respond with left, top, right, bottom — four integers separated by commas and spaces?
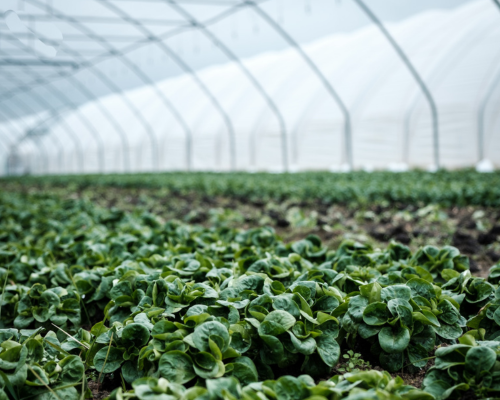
0, 0, 498, 175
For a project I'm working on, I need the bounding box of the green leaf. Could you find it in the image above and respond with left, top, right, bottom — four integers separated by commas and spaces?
33, 291, 60, 323
392, 303, 413, 329
381, 284, 411, 301
362, 302, 389, 326
465, 346, 496, 373
194, 351, 217, 371
272, 295, 301, 318
412, 311, 440, 327
341, 313, 359, 335
287, 332, 316, 355
359, 282, 382, 304
293, 293, 314, 319
442, 269, 460, 281
379, 351, 403, 372
313, 296, 339, 313
432, 323, 463, 340
109, 281, 132, 300
465, 279, 494, 304
151, 320, 177, 340
192, 321, 230, 353
58, 355, 84, 385
434, 345, 469, 369
317, 319, 339, 338
206, 377, 241, 399
315, 334, 340, 367
225, 357, 258, 386
158, 350, 195, 384
358, 323, 381, 339
438, 300, 459, 325
347, 295, 369, 323
274, 376, 308, 400
260, 334, 284, 365
133, 313, 154, 331
13, 314, 34, 329
407, 278, 436, 300
378, 325, 410, 353
122, 323, 150, 347
90, 322, 109, 338
258, 311, 296, 336
122, 360, 145, 384
411, 325, 435, 352
93, 347, 123, 373
407, 343, 428, 368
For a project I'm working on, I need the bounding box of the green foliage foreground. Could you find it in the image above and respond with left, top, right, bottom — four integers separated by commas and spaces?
1, 192, 500, 400
3, 169, 500, 206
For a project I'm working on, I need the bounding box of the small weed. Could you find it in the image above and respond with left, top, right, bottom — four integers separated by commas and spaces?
338, 350, 372, 373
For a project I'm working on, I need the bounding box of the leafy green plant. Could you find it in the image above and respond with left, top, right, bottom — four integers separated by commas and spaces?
422, 333, 500, 399
0, 328, 85, 400
3, 170, 500, 206
337, 350, 371, 373
1, 190, 500, 400
107, 370, 434, 400
341, 276, 468, 372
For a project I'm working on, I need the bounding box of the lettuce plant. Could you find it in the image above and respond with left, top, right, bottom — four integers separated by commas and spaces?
0, 329, 85, 400
341, 278, 466, 372
422, 334, 500, 399
2, 191, 500, 400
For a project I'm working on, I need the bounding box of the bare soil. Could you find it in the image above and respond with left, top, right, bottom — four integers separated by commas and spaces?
87, 380, 111, 400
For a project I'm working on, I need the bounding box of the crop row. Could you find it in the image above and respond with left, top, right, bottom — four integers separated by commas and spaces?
3, 170, 500, 206
1, 192, 500, 400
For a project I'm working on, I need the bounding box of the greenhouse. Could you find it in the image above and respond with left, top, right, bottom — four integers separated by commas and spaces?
1, 0, 500, 174
2, 2, 500, 400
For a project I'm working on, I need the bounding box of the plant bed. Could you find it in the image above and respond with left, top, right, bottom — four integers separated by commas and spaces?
1, 188, 500, 400
2, 180, 500, 278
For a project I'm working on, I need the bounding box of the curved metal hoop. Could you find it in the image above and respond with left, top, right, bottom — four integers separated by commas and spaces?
478, 0, 500, 162
0, 32, 136, 173
25, 0, 197, 172
0, 107, 49, 174
0, 104, 27, 175
353, 0, 440, 169
98, 0, 237, 171
0, 2, 255, 172
0, 85, 56, 174
0, 79, 68, 173
0, 63, 84, 173
167, 0, 290, 171
404, 8, 494, 164
1, 38, 105, 172
245, 1, 352, 169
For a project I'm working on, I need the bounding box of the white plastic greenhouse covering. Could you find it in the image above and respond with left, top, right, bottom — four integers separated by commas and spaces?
2, 0, 500, 174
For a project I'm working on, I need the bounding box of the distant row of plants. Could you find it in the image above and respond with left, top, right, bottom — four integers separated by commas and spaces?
3, 170, 500, 206
1, 192, 500, 400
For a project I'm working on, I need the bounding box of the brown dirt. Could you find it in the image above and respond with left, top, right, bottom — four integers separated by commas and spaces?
397, 368, 427, 389
86, 372, 122, 400
87, 380, 111, 400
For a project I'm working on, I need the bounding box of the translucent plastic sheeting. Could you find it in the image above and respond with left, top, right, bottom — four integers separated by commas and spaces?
1, 0, 499, 175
